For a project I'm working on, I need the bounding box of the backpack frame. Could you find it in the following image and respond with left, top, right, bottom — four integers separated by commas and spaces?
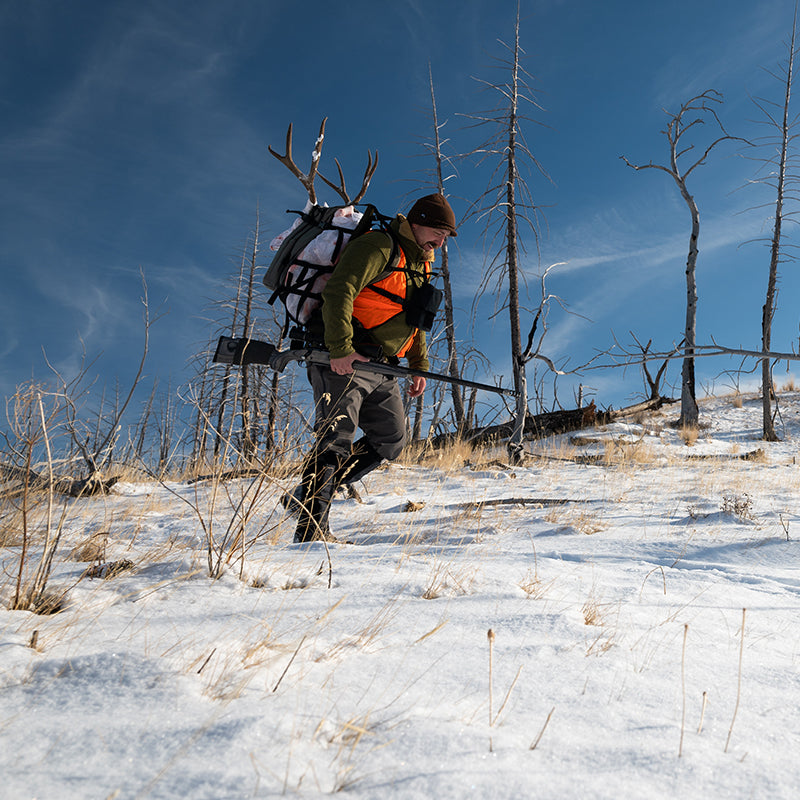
264, 203, 402, 337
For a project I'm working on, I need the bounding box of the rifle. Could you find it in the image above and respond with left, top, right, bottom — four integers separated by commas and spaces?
213, 336, 516, 398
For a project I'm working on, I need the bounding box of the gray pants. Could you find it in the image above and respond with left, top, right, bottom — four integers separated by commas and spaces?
306, 363, 407, 462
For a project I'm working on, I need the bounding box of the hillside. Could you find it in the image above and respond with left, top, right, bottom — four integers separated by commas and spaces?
2, 393, 799, 799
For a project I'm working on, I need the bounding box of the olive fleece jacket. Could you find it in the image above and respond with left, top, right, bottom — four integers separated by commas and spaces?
321, 215, 433, 370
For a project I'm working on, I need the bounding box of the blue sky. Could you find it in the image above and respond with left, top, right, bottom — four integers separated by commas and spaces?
2, 0, 799, 419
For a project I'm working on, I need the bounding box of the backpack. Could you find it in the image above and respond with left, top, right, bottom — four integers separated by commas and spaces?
264, 202, 401, 336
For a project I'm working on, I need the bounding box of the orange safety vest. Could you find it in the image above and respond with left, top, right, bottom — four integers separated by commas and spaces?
351, 250, 431, 356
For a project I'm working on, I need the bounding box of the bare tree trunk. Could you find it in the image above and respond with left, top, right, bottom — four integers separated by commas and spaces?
213, 266, 244, 462
622, 90, 739, 429
428, 66, 466, 430
505, 12, 528, 464
238, 212, 260, 463
761, 14, 796, 442
264, 330, 283, 453
466, 387, 477, 430
156, 382, 174, 474
189, 367, 209, 471
213, 366, 233, 462
679, 186, 700, 427
463, 1, 546, 462
131, 377, 158, 464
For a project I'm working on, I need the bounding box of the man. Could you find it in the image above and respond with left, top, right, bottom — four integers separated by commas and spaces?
292, 193, 458, 543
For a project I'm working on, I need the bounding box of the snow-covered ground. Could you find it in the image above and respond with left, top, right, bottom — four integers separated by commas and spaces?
2, 393, 800, 799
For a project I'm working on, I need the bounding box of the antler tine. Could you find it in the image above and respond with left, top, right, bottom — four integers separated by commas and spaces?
352, 150, 379, 205
270, 118, 378, 207
306, 117, 327, 193
267, 123, 300, 178
268, 119, 330, 205
320, 149, 380, 206
319, 158, 351, 204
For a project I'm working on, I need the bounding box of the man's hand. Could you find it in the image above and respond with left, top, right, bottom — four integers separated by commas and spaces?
329, 352, 370, 375
408, 376, 426, 398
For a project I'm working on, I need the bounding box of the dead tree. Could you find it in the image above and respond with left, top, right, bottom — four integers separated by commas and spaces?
190, 205, 292, 474
429, 401, 603, 450
406, 66, 466, 445
462, 2, 551, 464
126, 376, 158, 465
205, 221, 261, 466
625, 334, 672, 402
748, 11, 800, 441
426, 65, 466, 431
621, 90, 740, 428
237, 211, 262, 462
2, 369, 137, 500
34, 274, 154, 493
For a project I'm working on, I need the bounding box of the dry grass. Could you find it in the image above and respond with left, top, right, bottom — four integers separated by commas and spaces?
582, 592, 617, 655
602, 438, 658, 467
421, 558, 476, 599
406, 439, 476, 472
545, 503, 604, 535
12, 586, 70, 615
582, 596, 603, 626
0, 508, 25, 547
403, 439, 519, 475
519, 568, 547, 599
323, 598, 403, 659
69, 531, 109, 563
540, 430, 660, 470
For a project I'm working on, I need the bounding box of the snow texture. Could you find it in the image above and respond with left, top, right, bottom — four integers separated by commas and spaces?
2, 394, 800, 798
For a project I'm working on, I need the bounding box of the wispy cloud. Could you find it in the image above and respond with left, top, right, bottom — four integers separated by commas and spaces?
652, 0, 793, 110
445, 203, 757, 345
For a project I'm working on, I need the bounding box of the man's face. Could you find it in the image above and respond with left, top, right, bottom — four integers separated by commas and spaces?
410, 223, 450, 251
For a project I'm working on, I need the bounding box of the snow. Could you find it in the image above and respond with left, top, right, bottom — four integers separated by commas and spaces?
2, 393, 800, 799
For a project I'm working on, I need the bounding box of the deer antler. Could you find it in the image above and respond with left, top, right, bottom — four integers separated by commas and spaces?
268, 118, 328, 205
268, 118, 378, 206
319, 151, 379, 205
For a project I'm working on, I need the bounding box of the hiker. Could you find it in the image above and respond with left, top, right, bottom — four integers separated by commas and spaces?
291, 193, 458, 543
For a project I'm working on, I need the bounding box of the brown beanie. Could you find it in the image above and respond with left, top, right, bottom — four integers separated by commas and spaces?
407, 194, 458, 236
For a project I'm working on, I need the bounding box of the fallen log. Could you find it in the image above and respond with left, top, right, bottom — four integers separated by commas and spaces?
429, 402, 604, 449
0, 464, 118, 498
427, 395, 677, 450
685, 449, 765, 462
604, 395, 679, 419
452, 497, 577, 509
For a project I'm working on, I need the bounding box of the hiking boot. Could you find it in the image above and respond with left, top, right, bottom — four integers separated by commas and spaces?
293, 525, 340, 544
291, 440, 382, 545
337, 437, 383, 485
293, 453, 338, 544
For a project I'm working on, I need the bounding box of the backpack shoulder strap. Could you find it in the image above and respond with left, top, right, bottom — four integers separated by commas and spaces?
359, 223, 404, 285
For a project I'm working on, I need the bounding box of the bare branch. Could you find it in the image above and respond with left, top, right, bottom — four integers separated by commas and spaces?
582, 339, 800, 372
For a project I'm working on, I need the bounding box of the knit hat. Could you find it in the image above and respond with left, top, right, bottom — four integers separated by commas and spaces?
407, 194, 458, 237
